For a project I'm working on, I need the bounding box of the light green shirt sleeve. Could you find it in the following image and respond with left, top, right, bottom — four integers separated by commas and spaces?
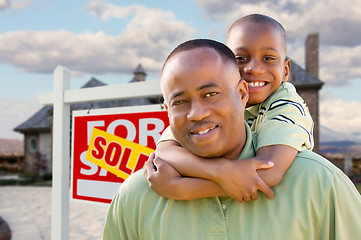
256, 99, 313, 151
247, 82, 314, 151
157, 125, 177, 144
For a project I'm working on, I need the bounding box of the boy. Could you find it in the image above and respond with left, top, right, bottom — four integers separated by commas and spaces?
147, 14, 313, 202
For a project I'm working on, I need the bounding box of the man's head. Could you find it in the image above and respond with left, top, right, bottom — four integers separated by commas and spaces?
226, 14, 290, 107
161, 39, 249, 159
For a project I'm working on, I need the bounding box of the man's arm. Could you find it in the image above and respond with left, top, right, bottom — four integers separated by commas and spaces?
151, 140, 274, 202
145, 152, 226, 200
255, 145, 297, 186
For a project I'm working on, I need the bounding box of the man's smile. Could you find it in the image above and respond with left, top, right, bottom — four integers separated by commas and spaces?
190, 125, 219, 136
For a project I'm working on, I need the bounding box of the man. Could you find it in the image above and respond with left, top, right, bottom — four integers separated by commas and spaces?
103, 39, 361, 240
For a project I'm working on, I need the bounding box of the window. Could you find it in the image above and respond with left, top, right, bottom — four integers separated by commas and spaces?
29, 137, 38, 153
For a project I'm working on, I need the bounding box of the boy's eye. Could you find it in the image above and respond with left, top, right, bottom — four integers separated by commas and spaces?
235, 55, 248, 63
263, 56, 277, 62
204, 92, 218, 98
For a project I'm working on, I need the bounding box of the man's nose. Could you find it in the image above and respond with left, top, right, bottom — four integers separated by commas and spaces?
243, 59, 263, 74
187, 100, 210, 121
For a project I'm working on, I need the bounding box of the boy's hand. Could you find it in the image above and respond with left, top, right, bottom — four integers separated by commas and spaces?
215, 158, 274, 202
144, 152, 184, 199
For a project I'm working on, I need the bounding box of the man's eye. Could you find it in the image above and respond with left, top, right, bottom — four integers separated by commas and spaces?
172, 100, 186, 106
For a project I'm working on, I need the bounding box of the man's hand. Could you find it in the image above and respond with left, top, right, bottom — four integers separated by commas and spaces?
145, 152, 227, 200
214, 158, 274, 202
144, 152, 184, 199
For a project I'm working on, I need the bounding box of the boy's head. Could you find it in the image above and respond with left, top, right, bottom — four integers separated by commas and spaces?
226, 14, 290, 107
161, 39, 248, 159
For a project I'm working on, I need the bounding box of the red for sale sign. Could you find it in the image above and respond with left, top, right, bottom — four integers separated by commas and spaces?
71, 105, 169, 204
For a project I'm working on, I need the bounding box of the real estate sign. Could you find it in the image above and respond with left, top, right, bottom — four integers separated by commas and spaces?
71, 104, 169, 204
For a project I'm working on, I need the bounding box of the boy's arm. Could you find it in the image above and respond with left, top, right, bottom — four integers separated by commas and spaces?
152, 140, 274, 202
255, 145, 297, 186
145, 152, 226, 200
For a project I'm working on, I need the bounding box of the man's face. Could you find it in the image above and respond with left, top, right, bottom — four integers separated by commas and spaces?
161, 48, 248, 159
226, 22, 290, 107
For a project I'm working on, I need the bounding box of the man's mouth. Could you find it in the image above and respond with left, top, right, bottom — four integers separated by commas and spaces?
247, 81, 266, 88
191, 126, 218, 135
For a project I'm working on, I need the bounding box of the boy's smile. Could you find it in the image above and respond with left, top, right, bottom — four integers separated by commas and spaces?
226, 22, 290, 107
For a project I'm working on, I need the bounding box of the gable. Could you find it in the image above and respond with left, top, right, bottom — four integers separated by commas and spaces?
289, 60, 324, 89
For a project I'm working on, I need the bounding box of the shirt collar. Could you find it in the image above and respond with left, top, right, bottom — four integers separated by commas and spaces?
245, 104, 260, 118
237, 121, 257, 160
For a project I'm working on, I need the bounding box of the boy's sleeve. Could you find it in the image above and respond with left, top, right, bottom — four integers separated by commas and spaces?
256, 84, 314, 151
257, 102, 314, 151
157, 125, 178, 144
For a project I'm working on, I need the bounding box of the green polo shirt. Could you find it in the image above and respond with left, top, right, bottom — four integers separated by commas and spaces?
103, 124, 361, 240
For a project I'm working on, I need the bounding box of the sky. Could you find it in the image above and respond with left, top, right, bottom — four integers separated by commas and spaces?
1, 0, 361, 141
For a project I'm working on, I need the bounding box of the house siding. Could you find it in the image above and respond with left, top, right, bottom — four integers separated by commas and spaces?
23, 132, 52, 175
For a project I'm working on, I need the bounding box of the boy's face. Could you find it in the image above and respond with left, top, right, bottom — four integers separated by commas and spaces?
161, 48, 248, 159
226, 22, 290, 107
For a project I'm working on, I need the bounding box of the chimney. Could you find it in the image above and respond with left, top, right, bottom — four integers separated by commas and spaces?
133, 64, 147, 82
305, 33, 319, 78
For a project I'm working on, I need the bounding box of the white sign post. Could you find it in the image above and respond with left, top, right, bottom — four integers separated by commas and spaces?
37, 65, 163, 240
52, 66, 71, 240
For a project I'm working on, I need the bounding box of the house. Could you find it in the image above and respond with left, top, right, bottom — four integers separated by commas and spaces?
14, 33, 324, 175
14, 64, 159, 175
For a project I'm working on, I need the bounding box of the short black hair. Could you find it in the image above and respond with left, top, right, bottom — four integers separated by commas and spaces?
161, 39, 237, 74
228, 14, 286, 47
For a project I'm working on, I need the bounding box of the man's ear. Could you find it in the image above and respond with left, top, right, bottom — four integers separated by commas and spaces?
163, 100, 168, 111
283, 58, 291, 82
237, 80, 249, 107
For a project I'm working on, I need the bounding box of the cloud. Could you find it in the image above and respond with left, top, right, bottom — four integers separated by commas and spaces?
0, 98, 42, 139
0, 3, 192, 75
0, 0, 10, 9
320, 98, 361, 137
11, 0, 32, 10
0, 0, 32, 10
320, 45, 361, 86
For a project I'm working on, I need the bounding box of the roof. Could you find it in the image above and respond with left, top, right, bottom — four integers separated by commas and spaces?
133, 64, 147, 76
81, 77, 107, 88
289, 59, 324, 89
14, 105, 53, 133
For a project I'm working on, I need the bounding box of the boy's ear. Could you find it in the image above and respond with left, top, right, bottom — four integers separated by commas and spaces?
283, 58, 291, 82
237, 80, 249, 107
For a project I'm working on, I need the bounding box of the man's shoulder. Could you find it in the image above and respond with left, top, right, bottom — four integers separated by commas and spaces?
117, 169, 149, 197
292, 150, 342, 177
279, 150, 349, 196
